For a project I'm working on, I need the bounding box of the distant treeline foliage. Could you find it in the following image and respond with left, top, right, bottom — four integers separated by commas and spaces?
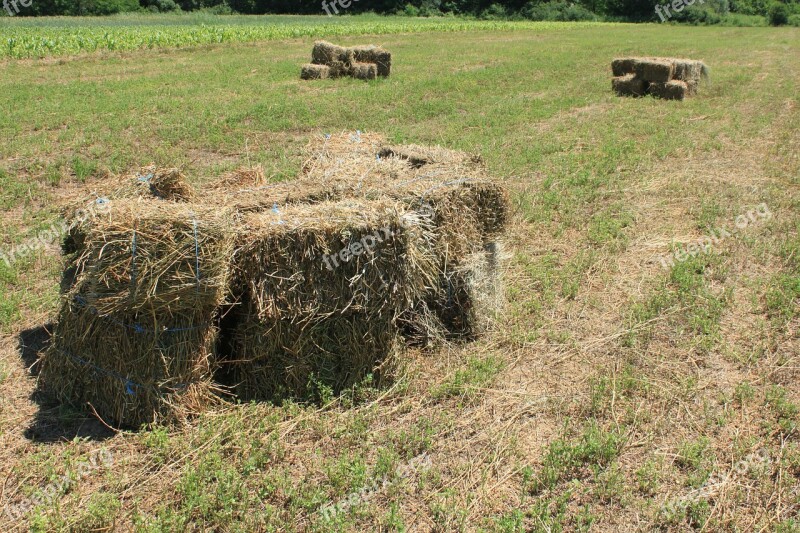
8, 0, 800, 25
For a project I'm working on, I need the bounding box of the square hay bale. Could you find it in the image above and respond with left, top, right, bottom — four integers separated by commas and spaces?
634, 59, 675, 83
611, 58, 638, 77
351, 62, 378, 80
294, 132, 510, 342
60, 166, 195, 272
41, 295, 223, 427
612, 74, 647, 97
351, 45, 392, 77
648, 80, 688, 101
232, 200, 438, 321
39, 200, 233, 427
311, 40, 349, 65
300, 64, 330, 80
230, 309, 401, 402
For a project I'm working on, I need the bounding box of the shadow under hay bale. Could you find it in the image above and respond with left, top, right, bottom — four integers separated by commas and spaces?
39, 200, 233, 427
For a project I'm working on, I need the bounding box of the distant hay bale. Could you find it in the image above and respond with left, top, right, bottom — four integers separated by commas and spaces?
673, 59, 701, 83
612, 74, 647, 97
312, 40, 348, 65
634, 59, 675, 83
300, 64, 330, 80
39, 200, 233, 427
306, 41, 391, 81
611, 58, 638, 77
648, 80, 688, 101
352, 45, 392, 77
351, 62, 378, 80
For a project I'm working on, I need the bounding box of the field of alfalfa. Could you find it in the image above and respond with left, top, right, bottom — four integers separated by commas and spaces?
0, 15, 798, 532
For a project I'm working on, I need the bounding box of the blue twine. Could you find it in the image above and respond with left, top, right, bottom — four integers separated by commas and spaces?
130, 229, 137, 293
58, 348, 141, 396
271, 203, 285, 225
137, 173, 154, 183
192, 218, 201, 291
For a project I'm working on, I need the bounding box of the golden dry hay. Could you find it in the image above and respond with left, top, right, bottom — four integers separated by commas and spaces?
43, 131, 510, 422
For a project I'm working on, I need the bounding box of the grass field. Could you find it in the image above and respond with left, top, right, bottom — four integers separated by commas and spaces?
0, 17, 799, 532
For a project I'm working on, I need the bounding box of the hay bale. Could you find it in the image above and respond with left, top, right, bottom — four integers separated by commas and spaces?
311, 40, 348, 65
295, 132, 510, 342
300, 64, 330, 80
377, 144, 484, 170
230, 310, 401, 402
648, 80, 688, 101
232, 200, 438, 321
352, 45, 392, 77
351, 62, 378, 81
612, 74, 647, 97
39, 200, 233, 427
611, 58, 638, 77
634, 59, 675, 83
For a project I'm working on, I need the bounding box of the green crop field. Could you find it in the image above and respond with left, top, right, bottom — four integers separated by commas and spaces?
0, 16, 798, 532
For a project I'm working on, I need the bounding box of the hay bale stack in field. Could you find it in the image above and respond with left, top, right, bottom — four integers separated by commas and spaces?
40, 201, 233, 427
227, 200, 438, 401
302, 40, 391, 81
611, 57, 708, 100
42, 131, 509, 420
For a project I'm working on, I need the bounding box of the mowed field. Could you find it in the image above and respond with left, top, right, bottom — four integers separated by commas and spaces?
0, 19, 798, 531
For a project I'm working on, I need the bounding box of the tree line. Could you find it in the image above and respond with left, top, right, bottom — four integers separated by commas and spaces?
8, 0, 800, 26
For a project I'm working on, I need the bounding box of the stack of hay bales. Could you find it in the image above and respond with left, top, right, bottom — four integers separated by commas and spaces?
301, 41, 391, 81
41, 132, 509, 424
612, 57, 708, 100
41, 200, 233, 427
